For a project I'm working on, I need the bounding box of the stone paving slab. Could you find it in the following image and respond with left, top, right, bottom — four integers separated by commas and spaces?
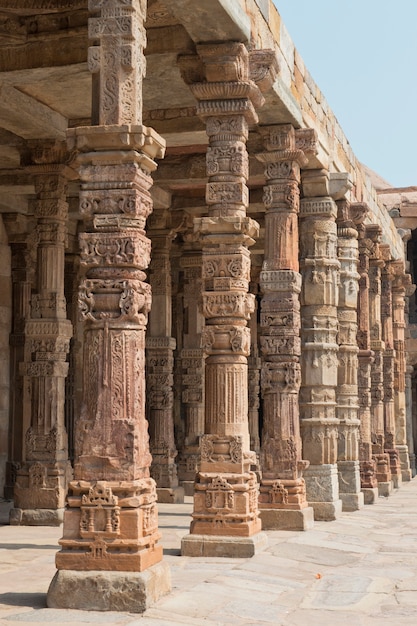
1, 482, 417, 625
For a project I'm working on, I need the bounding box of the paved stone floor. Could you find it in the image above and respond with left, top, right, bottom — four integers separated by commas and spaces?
1, 480, 417, 625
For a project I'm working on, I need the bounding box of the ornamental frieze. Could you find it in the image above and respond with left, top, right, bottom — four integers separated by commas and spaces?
79, 231, 151, 268
202, 292, 255, 319
79, 278, 151, 322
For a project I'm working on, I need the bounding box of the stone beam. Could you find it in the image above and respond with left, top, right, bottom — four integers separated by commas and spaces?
160, 0, 251, 43
0, 85, 67, 139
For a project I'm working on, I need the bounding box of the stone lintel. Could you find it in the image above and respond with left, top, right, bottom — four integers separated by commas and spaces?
47, 563, 171, 613
181, 532, 268, 558
66, 124, 166, 160
167, 1, 251, 45
259, 507, 314, 531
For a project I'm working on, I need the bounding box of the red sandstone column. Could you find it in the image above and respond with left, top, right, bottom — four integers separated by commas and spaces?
367, 225, 392, 496
47, 0, 170, 612
392, 260, 413, 481
180, 43, 276, 557
380, 249, 402, 487
356, 218, 378, 503
11, 143, 73, 526
177, 251, 205, 494
299, 169, 342, 521
335, 200, 364, 511
147, 225, 184, 503
256, 124, 314, 530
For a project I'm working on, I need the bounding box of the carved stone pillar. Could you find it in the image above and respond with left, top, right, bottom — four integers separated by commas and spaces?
380, 249, 402, 487
177, 253, 205, 495
180, 43, 275, 557
47, 0, 170, 612
256, 124, 313, 530
248, 262, 261, 463
367, 225, 392, 496
335, 201, 363, 511
11, 144, 73, 526
299, 169, 342, 521
392, 261, 413, 481
406, 365, 416, 477
2, 217, 35, 499
147, 226, 183, 503
356, 221, 378, 503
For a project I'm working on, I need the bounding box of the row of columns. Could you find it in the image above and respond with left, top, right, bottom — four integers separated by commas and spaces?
3, 0, 414, 611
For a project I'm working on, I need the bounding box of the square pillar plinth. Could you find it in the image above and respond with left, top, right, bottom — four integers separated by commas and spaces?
304, 464, 343, 521
259, 507, 314, 531
47, 563, 171, 612
338, 460, 364, 512
183, 435, 267, 557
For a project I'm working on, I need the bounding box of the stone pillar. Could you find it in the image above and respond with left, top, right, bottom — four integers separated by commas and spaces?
0, 215, 11, 498
380, 249, 402, 488
256, 124, 314, 530
147, 226, 183, 503
335, 201, 363, 511
2, 218, 35, 499
248, 263, 261, 462
392, 260, 413, 481
299, 169, 342, 521
356, 220, 378, 504
177, 253, 205, 495
47, 0, 170, 612
180, 43, 274, 557
367, 225, 392, 496
11, 143, 73, 526
406, 365, 416, 477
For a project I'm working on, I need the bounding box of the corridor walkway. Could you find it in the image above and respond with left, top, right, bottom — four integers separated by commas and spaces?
1, 479, 417, 625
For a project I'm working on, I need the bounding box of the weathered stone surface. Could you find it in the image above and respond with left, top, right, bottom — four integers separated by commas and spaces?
181, 532, 268, 558
47, 563, 171, 612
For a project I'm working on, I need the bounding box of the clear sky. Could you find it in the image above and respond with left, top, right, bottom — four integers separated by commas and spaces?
274, 1, 417, 188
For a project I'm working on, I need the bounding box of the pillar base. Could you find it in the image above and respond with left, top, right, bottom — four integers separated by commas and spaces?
259, 507, 314, 531
181, 532, 268, 558
361, 487, 379, 504
157, 486, 185, 504
391, 473, 402, 489
340, 491, 364, 512
180, 481, 195, 496
310, 500, 342, 521
378, 481, 393, 497
338, 460, 362, 511
409, 453, 416, 477
397, 445, 412, 481
304, 464, 342, 521
9, 507, 64, 526
47, 562, 171, 612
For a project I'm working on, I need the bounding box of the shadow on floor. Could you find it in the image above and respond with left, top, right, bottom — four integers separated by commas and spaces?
0, 592, 46, 608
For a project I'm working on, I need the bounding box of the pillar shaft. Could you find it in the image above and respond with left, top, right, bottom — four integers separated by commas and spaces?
48, 3, 170, 607
367, 225, 392, 491
380, 250, 401, 486
392, 261, 413, 480
335, 201, 363, 511
256, 124, 313, 528
356, 221, 378, 496
12, 146, 73, 526
299, 169, 341, 520
183, 42, 268, 547
147, 228, 182, 502
178, 253, 205, 491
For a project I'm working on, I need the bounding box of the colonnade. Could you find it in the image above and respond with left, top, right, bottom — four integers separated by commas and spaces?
2, 0, 415, 612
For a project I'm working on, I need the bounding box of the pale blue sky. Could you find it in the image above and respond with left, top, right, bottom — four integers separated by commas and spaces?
274, 1, 417, 188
